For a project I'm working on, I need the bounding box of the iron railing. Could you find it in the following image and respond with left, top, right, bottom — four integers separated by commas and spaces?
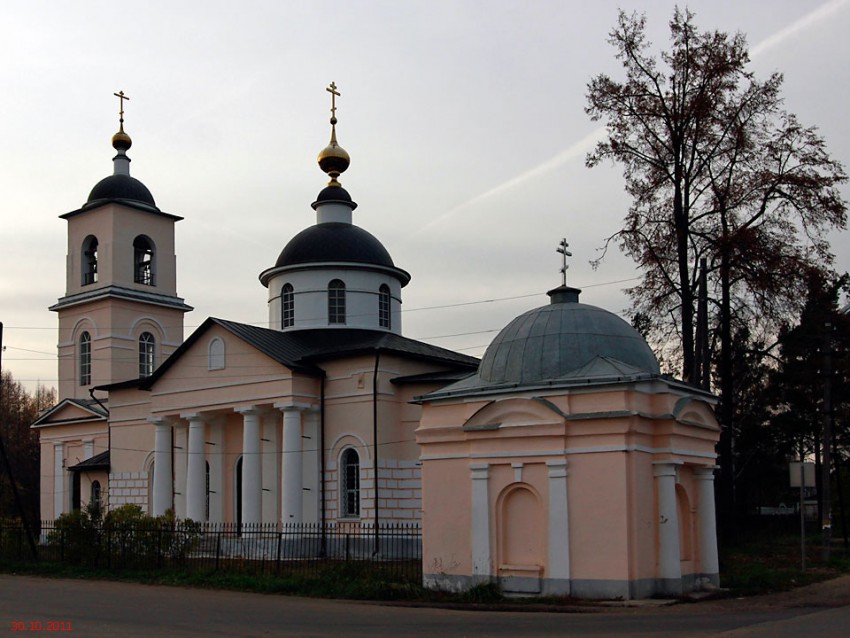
0, 520, 421, 581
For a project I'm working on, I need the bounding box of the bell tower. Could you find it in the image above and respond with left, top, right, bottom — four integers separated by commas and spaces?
50, 93, 192, 399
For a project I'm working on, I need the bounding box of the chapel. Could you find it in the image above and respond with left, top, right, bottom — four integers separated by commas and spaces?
34, 86, 720, 599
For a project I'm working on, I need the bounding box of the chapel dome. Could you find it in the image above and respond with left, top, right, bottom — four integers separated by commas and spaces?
275, 222, 396, 269
312, 184, 356, 209
478, 286, 660, 384
86, 174, 157, 208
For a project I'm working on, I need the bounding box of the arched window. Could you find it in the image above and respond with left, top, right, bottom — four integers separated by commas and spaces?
379, 284, 391, 329
91, 480, 102, 510
82, 236, 98, 285
340, 448, 360, 518
133, 236, 155, 285
281, 283, 295, 328
139, 332, 155, 378
328, 279, 346, 325
79, 331, 91, 386
208, 337, 225, 370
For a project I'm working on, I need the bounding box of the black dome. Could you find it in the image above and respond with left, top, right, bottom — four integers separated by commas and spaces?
276, 223, 395, 268
86, 174, 157, 208
312, 185, 357, 209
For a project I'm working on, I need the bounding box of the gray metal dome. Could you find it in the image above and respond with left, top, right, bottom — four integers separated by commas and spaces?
479, 286, 659, 384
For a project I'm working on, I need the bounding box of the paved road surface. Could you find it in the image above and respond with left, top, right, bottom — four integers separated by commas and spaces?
1, 575, 847, 637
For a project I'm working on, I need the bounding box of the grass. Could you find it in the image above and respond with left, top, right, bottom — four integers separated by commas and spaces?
719, 528, 850, 596
4, 528, 850, 603
0, 560, 430, 600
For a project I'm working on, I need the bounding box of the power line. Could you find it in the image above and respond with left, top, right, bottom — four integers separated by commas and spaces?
0, 275, 642, 332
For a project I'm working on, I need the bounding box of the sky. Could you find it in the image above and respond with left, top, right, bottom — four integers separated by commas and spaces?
1, 0, 849, 391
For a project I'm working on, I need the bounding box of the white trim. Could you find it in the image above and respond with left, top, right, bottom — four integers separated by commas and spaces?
470, 463, 490, 578
421, 445, 717, 462
149, 378, 303, 397
69, 316, 98, 341
273, 401, 316, 412
129, 316, 168, 339
327, 432, 371, 461
338, 446, 361, 519
38, 429, 108, 440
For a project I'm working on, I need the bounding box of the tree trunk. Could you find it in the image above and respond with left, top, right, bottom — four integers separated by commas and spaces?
674, 173, 696, 383
718, 215, 736, 539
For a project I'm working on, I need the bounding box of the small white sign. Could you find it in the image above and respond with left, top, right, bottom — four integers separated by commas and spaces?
789, 462, 815, 487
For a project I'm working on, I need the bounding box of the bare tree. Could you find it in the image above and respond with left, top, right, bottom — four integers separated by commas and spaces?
0, 371, 55, 521
586, 8, 847, 530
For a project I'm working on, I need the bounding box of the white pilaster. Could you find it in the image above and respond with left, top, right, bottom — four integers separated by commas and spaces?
301, 409, 320, 524
152, 420, 173, 516
280, 407, 303, 524
184, 413, 207, 522
53, 442, 65, 518
547, 461, 571, 590
207, 420, 224, 523
261, 413, 280, 524
654, 461, 683, 588
470, 463, 491, 580
238, 407, 262, 526
694, 466, 720, 577
83, 439, 94, 460
173, 424, 188, 518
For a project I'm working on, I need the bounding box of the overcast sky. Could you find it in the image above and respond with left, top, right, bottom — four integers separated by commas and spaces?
2, 0, 849, 391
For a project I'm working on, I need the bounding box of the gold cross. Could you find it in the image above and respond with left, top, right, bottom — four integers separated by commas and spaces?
326, 82, 340, 121
113, 90, 130, 129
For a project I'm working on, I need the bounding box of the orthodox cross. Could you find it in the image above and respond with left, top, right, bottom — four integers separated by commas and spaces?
113, 90, 130, 130
556, 238, 572, 286
326, 82, 340, 123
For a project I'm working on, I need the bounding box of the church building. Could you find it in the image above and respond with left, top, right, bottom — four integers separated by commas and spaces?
34, 86, 720, 599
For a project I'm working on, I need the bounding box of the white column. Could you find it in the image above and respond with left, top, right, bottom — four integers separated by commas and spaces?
238, 407, 262, 526
694, 466, 720, 579
173, 424, 188, 518
83, 439, 94, 460
261, 413, 280, 524
547, 461, 570, 593
184, 413, 207, 522
207, 420, 224, 523
53, 442, 65, 518
301, 410, 320, 524
280, 407, 303, 524
152, 420, 173, 516
470, 463, 491, 581
654, 461, 682, 591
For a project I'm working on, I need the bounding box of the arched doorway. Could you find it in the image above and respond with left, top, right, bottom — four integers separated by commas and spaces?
498, 484, 544, 593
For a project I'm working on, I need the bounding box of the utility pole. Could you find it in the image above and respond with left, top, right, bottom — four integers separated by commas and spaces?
821, 322, 833, 562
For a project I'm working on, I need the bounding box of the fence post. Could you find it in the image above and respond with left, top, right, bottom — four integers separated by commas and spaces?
276, 530, 282, 575
215, 527, 221, 572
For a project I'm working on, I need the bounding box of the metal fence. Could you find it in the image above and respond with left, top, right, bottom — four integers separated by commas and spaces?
0, 520, 422, 581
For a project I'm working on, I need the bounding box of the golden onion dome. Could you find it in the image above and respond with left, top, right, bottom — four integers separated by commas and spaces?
317, 121, 349, 185
112, 129, 132, 152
